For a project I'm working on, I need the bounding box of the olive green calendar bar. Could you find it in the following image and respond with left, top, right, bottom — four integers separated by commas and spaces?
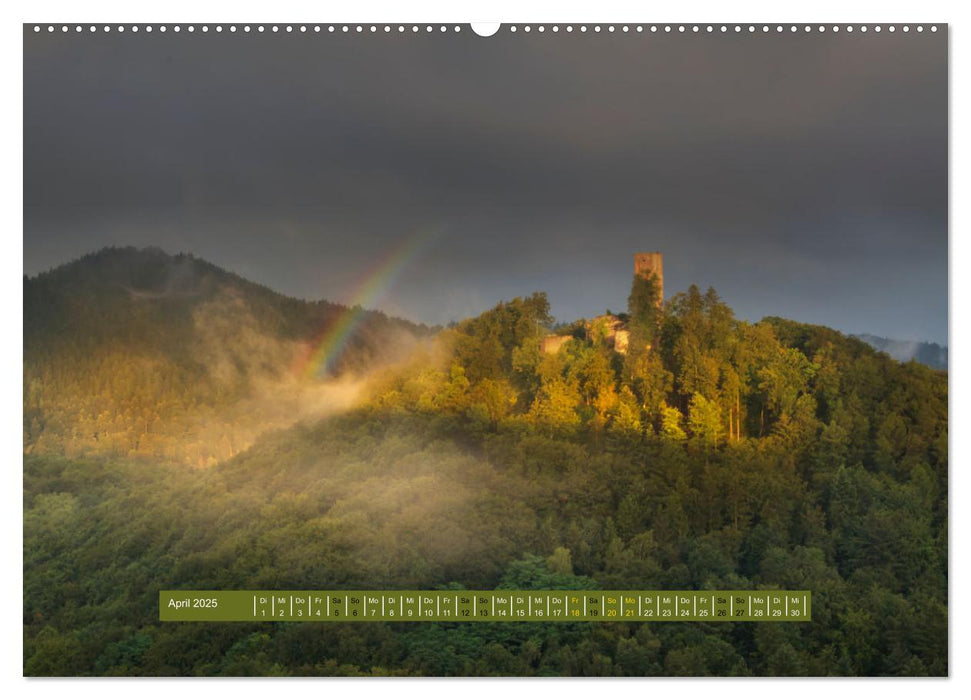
160, 591, 811, 622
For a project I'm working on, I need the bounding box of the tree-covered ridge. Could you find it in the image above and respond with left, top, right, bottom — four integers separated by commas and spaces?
370, 282, 946, 485
24, 246, 432, 465
23, 262, 947, 676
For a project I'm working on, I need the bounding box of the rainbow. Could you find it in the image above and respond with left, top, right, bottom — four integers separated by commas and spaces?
295, 228, 439, 379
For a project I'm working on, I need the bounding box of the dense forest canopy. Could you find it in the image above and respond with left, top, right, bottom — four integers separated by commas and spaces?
23, 248, 947, 676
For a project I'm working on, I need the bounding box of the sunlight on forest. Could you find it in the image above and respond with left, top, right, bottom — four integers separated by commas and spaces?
22, 248, 947, 676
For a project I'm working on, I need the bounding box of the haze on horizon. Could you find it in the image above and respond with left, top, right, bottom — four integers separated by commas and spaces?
24, 27, 947, 343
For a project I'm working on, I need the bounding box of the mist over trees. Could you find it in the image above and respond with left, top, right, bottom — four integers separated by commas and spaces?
23, 249, 947, 676
24, 247, 431, 465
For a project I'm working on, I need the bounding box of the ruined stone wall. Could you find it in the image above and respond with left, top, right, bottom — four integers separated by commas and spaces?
613, 329, 630, 354
541, 335, 573, 355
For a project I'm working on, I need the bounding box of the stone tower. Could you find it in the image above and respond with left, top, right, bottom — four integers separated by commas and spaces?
634, 252, 663, 301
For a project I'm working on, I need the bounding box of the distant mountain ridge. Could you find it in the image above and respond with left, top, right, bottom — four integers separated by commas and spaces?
853, 333, 947, 371
25, 245, 429, 340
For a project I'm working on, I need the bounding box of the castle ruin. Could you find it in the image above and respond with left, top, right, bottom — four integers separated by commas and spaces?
540, 252, 663, 355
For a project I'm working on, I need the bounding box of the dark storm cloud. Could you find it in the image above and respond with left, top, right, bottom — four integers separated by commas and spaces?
24, 27, 947, 341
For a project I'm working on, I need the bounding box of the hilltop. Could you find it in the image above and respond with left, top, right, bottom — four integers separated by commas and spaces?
23, 246, 432, 464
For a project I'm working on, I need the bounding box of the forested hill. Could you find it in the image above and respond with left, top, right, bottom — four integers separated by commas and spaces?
23, 280, 948, 675
23, 246, 431, 464
365, 285, 946, 479
24, 246, 430, 358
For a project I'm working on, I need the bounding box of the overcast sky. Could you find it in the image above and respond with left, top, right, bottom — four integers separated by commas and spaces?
24, 26, 947, 342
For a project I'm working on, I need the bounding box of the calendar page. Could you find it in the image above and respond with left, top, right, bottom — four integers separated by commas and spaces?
23, 20, 947, 678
